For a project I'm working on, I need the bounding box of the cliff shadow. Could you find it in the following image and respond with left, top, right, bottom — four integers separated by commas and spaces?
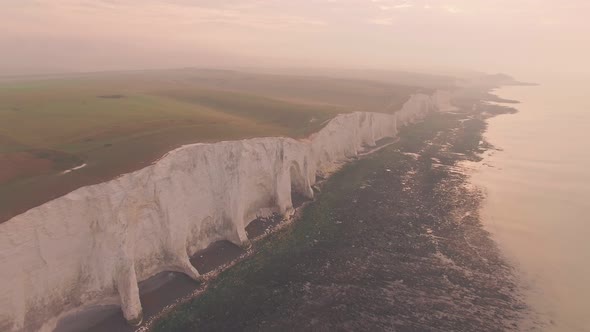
55, 240, 245, 332
290, 161, 312, 209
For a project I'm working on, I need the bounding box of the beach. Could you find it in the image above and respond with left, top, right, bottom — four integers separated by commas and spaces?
151, 93, 529, 331
52, 84, 549, 332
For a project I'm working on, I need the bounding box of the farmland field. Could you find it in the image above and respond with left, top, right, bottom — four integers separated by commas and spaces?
0, 69, 427, 222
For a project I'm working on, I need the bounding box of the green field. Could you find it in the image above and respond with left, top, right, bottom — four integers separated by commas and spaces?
0, 69, 425, 222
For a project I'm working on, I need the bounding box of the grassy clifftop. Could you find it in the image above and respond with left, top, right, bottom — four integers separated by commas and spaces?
0, 69, 425, 222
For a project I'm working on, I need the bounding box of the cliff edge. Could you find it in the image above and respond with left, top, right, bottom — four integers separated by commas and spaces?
0, 91, 453, 332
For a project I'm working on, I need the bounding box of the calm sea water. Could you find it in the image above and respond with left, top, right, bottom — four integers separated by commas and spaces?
472, 77, 590, 331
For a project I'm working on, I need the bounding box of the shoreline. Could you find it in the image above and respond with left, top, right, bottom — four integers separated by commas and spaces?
54, 133, 405, 332
152, 90, 530, 331
58, 88, 525, 332
468, 81, 590, 331
1, 91, 445, 332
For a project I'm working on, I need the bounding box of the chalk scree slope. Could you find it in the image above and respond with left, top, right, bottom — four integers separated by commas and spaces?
0, 91, 453, 332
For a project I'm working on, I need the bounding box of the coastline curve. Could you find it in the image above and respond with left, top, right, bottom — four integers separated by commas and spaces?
0, 90, 453, 332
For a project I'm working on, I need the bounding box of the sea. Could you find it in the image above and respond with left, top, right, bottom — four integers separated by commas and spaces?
472, 75, 590, 332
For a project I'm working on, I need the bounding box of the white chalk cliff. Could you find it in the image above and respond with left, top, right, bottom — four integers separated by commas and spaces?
0, 91, 453, 331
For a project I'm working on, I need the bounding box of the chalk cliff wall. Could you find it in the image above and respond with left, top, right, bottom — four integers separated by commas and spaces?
0, 90, 452, 332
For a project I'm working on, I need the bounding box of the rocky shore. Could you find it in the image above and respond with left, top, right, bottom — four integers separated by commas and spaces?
152, 95, 530, 331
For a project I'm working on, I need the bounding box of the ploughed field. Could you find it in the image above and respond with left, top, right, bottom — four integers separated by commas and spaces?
0, 69, 423, 222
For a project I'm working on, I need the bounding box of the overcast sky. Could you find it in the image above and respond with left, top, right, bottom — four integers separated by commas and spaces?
2, 0, 589, 76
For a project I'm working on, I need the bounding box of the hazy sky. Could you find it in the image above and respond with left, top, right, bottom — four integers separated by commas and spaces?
2, 0, 589, 76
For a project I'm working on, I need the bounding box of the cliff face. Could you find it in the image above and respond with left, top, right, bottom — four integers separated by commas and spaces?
0, 91, 452, 332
